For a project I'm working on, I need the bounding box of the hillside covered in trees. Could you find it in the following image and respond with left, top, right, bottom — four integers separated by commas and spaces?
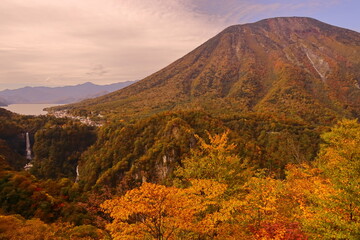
52, 17, 360, 125
0, 109, 359, 239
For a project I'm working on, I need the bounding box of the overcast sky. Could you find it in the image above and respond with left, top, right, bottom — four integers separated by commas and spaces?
0, 0, 359, 90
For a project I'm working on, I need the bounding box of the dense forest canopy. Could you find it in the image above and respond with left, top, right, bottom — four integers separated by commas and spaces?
1, 105, 359, 239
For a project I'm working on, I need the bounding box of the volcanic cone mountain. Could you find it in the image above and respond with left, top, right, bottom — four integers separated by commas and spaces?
55, 17, 360, 124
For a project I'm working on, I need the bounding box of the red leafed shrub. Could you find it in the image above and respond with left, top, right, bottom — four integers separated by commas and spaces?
250, 220, 308, 240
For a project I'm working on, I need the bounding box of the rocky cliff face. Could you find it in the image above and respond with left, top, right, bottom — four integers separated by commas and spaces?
55, 17, 360, 124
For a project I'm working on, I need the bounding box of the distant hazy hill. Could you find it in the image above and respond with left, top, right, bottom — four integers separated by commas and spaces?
0, 97, 8, 106
53, 17, 360, 124
0, 81, 136, 104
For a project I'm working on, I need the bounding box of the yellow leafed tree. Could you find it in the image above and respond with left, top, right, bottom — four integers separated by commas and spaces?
175, 131, 252, 195
101, 182, 200, 240
101, 179, 237, 240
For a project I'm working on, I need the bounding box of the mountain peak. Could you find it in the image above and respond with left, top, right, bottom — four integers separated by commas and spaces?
54, 17, 360, 124
231, 16, 319, 27
256, 16, 320, 25
79, 82, 96, 86
223, 16, 358, 38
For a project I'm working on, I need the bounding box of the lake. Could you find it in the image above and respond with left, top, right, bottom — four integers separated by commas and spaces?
1, 104, 63, 116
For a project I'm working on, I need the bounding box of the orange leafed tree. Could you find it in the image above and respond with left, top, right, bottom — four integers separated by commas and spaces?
101, 182, 201, 240
101, 179, 233, 240
0, 214, 106, 240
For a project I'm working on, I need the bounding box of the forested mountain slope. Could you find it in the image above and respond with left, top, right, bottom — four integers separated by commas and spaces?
53, 17, 360, 124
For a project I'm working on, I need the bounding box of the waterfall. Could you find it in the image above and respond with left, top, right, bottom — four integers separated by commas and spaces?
24, 132, 33, 171
75, 165, 80, 182
25, 132, 31, 160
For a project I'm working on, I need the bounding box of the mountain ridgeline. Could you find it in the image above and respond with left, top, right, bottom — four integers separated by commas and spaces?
0, 81, 136, 104
53, 17, 360, 124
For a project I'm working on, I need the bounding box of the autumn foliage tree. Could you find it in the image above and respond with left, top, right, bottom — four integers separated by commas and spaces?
175, 131, 253, 194
306, 119, 360, 238
101, 180, 229, 240
101, 182, 195, 240
284, 119, 360, 239
0, 214, 106, 240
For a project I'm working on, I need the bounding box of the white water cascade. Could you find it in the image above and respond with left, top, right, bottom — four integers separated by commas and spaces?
24, 132, 33, 171
75, 165, 80, 182
25, 132, 31, 160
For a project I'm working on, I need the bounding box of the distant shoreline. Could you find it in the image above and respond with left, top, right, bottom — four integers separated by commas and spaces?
2, 103, 64, 116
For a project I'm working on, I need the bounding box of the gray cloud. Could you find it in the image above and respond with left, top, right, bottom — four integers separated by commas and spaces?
86, 64, 108, 77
